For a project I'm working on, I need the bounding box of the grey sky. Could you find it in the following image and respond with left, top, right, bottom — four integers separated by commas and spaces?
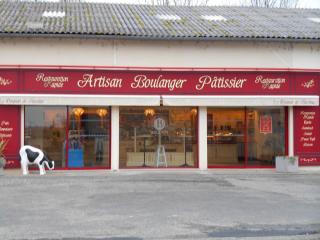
82, 0, 320, 8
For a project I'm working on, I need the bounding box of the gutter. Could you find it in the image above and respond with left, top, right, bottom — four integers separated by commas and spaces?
0, 32, 319, 43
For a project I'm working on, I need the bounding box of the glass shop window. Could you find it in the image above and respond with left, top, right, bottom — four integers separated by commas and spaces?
207, 107, 286, 167
24, 106, 67, 168
119, 107, 198, 168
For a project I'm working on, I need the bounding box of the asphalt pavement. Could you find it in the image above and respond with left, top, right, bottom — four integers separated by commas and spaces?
0, 168, 320, 240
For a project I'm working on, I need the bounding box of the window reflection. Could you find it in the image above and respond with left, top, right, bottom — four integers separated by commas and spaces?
24, 106, 67, 168
247, 107, 285, 166
119, 107, 198, 168
207, 107, 285, 167
24, 106, 111, 169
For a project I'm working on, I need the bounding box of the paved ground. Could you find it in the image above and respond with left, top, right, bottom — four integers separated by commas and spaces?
0, 169, 320, 240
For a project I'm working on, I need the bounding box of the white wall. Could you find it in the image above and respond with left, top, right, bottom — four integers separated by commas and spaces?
0, 38, 319, 69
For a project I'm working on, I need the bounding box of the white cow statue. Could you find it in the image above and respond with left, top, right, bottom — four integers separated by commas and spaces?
19, 145, 55, 175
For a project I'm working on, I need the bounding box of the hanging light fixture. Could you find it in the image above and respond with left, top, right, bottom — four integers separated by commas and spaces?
96, 108, 108, 118
144, 108, 155, 118
72, 107, 84, 117
191, 108, 197, 116
72, 107, 84, 130
96, 108, 108, 128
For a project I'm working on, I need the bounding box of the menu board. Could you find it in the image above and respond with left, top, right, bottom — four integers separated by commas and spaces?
0, 106, 21, 168
294, 107, 320, 166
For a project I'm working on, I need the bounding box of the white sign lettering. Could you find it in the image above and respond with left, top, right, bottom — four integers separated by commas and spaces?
255, 75, 286, 90
36, 73, 68, 88
77, 74, 122, 88
0, 120, 13, 138
196, 75, 247, 90
0, 76, 12, 86
131, 75, 186, 91
301, 79, 315, 89
299, 111, 316, 148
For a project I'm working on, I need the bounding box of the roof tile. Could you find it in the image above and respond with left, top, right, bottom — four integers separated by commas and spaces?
0, 1, 319, 41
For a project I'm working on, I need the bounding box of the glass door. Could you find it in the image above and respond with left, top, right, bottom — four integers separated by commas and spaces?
207, 108, 245, 167
68, 107, 111, 168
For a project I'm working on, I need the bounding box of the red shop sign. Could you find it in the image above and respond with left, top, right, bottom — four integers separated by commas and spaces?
260, 115, 272, 134
21, 70, 294, 95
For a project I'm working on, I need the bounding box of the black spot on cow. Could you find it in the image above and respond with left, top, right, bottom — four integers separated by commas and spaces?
47, 160, 54, 169
25, 149, 39, 163
39, 155, 49, 165
39, 155, 54, 169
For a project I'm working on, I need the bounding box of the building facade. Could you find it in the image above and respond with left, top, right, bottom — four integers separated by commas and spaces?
0, 2, 319, 170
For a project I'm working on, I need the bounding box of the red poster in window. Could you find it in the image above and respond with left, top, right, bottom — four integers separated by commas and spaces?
0, 106, 21, 168
260, 115, 272, 134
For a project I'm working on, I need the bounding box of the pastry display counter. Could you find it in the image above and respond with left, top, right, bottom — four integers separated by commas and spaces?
207, 143, 238, 164
126, 152, 195, 167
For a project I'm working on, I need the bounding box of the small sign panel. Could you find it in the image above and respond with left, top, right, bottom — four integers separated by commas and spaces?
260, 115, 272, 134
154, 118, 166, 131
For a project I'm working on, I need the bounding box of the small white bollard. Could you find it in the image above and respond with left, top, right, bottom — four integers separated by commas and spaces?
276, 156, 299, 173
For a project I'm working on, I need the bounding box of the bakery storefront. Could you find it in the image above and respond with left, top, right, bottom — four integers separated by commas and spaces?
0, 68, 319, 169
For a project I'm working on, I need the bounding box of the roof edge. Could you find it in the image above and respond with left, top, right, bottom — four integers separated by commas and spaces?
0, 33, 319, 43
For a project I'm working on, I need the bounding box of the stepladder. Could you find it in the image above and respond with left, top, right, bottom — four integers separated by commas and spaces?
155, 145, 167, 167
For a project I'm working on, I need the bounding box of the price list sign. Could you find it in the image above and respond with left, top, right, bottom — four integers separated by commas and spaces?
294, 107, 320, 166
0, 106, 21, 168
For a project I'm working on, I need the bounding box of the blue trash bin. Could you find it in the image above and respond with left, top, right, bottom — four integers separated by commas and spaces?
68, 149, 84, 167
